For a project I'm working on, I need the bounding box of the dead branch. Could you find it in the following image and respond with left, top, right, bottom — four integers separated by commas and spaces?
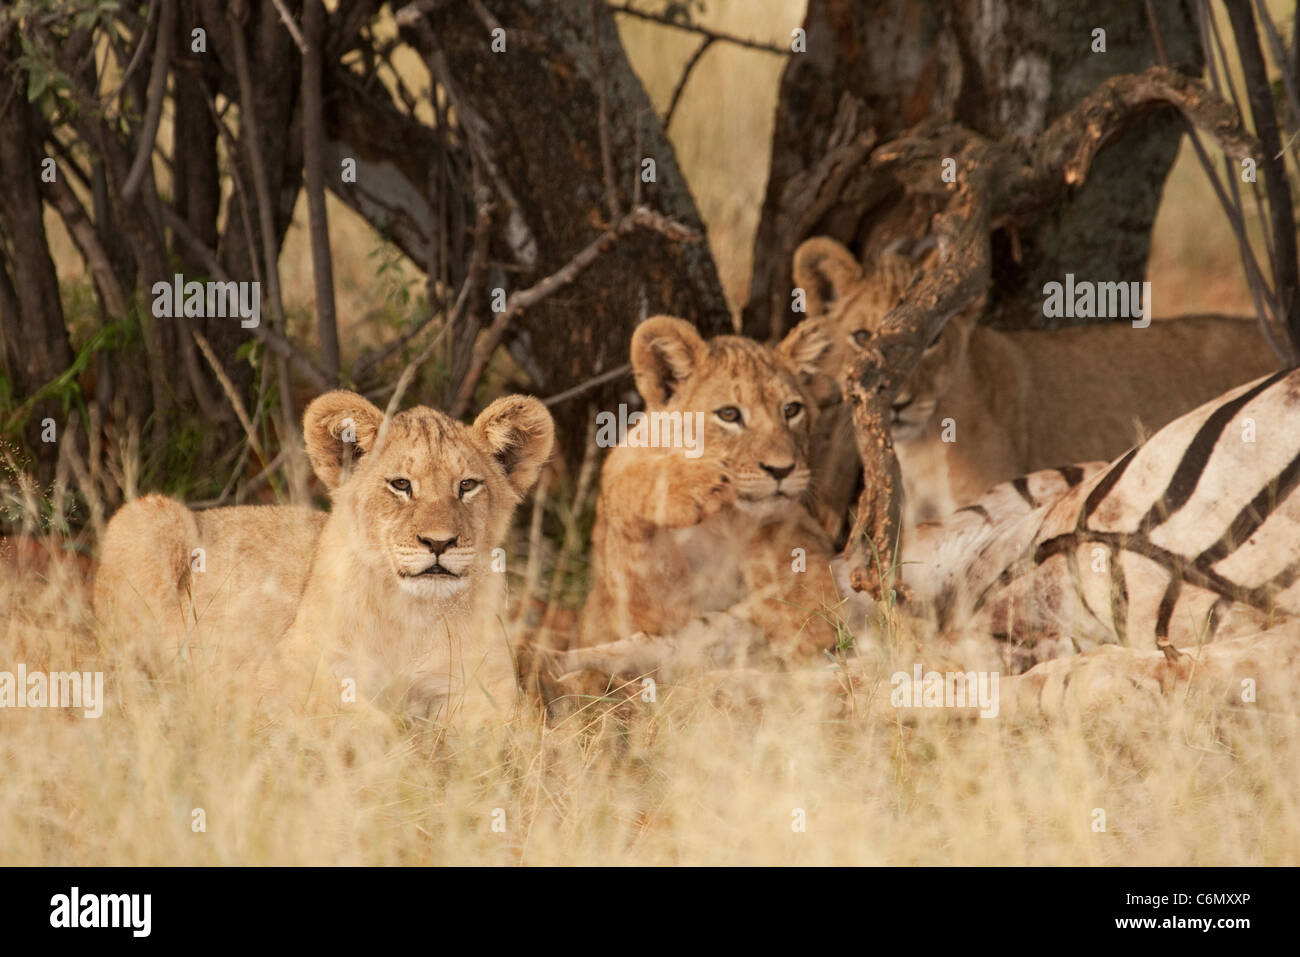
1224, 0, 1300, 354
120, 0, 174, 202
664, 35, 714, 129
302, 0, 340, 381
1029, 66, 1257, 196
102, 0, 159, 106
229, 0, 305, 501
1194, 0, 1289, 361
842, 67, 1269, 596
269, 0, 308, 54
192, 329, 268, 469
161, 204, 332, 392
542, 362, 632, 407
607, 3, 789, 55
381, 180, 493, 420
44, 175, 128, 318
447, 205, 700, 418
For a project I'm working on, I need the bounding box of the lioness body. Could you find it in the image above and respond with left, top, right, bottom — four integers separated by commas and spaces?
578, 316, 842, 661
94, 391, 554, 723
899, 314, 1282, 520
794, 237, 1282, 532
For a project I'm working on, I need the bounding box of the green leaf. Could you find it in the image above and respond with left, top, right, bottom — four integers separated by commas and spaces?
27, 61, 48, 102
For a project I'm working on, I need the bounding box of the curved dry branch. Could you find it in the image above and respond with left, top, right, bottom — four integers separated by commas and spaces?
120, 0, 174, 202
841, 67, 1264, 596
447, 205, 700, 418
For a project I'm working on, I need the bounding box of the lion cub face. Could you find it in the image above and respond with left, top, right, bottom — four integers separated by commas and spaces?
630, 316, 834, 517
302, 391, 554, 601
793, 236, 972, 441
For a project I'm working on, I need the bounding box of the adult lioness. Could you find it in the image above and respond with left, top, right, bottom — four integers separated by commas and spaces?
793, 236, 1283, 535
577, 316, 842, 661
94, 390, 554, 722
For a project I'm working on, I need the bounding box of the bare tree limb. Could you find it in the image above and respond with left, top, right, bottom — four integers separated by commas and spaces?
664, 35, 714, 129
1223, 0, 1300, 352
192, 329, 268, 469
380, 178, 494, 419
161, 204, 332, 392
842, 66, 1276, 595
44, 175, 128, 318
302, 0, 340, 381
228, 0, 305, 501
448, 205, 700, 418
101, 0, 159, 106
120, 0, 174, 202
607, 3, 789, 55
269, 0, 308, 54
542, 362, 632, 407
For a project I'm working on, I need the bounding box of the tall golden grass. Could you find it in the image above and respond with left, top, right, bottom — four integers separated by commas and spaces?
3, 537, 1299, 865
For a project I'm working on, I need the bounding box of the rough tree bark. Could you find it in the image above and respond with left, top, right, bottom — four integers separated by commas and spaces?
405, 0, 731, 446
0, 27, 75, 470
743, 0, 1205, 341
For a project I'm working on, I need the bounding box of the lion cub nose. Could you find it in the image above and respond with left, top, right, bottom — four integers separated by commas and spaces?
760, 462, 794, 482
418, 535, 458, 556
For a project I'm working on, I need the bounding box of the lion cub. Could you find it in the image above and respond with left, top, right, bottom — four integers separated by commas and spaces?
577, 316, 842, 662
94, 390, 554, 723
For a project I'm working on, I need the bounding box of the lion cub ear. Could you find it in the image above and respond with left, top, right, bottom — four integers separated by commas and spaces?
793, 237, 863, 316
630, 315, 705, 407
473, 395, 556, 497
302, 390, 384, 489
778, 319, 840, 405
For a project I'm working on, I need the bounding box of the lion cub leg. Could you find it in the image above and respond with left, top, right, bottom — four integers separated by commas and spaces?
731, 517, 843, 662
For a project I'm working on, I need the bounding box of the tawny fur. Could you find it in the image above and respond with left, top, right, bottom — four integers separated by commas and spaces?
94, 390, 554, 725
794, 236, 1282, 534
578, 316, 843, 661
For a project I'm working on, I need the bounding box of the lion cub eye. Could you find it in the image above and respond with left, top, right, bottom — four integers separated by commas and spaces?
714, 406, 743, 425
388, 478, 412, 495
458, 478, 481, 498
783, 401, 804, 420
851, 329, 871, 348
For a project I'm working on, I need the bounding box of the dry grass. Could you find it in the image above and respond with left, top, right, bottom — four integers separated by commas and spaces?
2, 540, 1298, 866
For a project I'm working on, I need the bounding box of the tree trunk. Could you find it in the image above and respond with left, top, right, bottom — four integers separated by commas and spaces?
0, 28, 75, 471
407, 0, 730, 447
743, 0, 1205, 341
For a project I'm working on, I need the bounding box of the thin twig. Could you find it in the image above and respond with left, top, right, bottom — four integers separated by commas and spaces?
229, 0, 305, 501
534, 414, 600, 647
101, 0, 159, 105
161, 204, 332, 390
381, 181, 492, 420
1224, 0, 1300, 353
607, 3, 788, 55
542, 363, 632, 407
351, 292, 446, 380
664, 35, 714, 129
302, 0, 340, 381
448, 205, 700, 418
192, 329, 269, 469
1169, 2, 1289, 360
1252, 0, 1300, 154
44, 174, 129, 317
120, 0, 175, 202
269, 0, 308, 54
